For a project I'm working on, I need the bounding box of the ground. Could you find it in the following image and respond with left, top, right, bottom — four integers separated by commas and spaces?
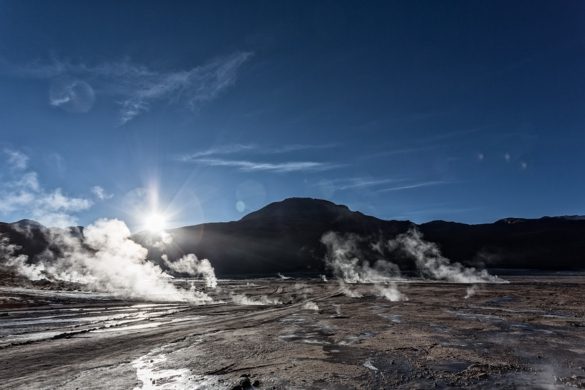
0, 275, 584, 389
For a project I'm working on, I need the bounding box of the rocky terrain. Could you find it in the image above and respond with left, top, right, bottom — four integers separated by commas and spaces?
0, 275, 584, 389
1, 198, 584, 389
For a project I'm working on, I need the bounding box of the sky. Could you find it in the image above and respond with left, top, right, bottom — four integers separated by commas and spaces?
0, 0, 584, 229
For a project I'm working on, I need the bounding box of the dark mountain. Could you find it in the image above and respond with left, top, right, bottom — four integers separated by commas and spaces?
2, 198, 585, 277
419, 216, 585, 270
135, 198, 585, 275
135, 198, 414, 276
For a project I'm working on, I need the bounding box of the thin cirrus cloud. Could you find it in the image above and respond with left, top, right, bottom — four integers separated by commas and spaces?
189, 158, 337, 173
177, 143, 340, 173
318, 177, 406, 191
6, 51, 253, 123
376, 180, 452, 192
179, 143, 337, 159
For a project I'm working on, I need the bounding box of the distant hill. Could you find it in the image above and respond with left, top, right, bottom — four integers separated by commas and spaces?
2, 198, 585, 277
135, 198, 414, 276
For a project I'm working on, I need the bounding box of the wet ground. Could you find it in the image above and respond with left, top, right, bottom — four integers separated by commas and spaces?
0, 275, 584, 389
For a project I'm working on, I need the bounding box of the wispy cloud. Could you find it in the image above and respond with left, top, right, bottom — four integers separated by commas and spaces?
364, 127, 485, 160
266, 143, 338, 153
117, 52, 253, 123
364, 144, 444, 160
177, 143, 340, 173
377, 180, 452, 192
389, 203, 480, 221
423, 127, 484, 143
3, 149, 29, 170
0, 150, 93, 227
318, 177, 405, 191
91, 185, 114, 200
6, 51, 253, 123
189, 158, 338, 173
180, 144, 257, 159
178, 143, 337, 160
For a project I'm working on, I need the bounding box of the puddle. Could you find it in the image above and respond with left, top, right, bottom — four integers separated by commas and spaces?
279, 326, 334, 345
376, 313, 402, 323
279, 315, 336, 345
133, 345, 218, 389
93, 322, 163, 333
338, 331, 376, 345
447, 310, 504, 323
0, 330, 66, 346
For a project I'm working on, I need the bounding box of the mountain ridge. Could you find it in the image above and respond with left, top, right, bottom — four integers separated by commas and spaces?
2, 197, 585, 277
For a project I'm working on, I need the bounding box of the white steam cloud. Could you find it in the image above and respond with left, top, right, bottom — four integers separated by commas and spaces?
321, 232, 405, 301
161, 253, 218, 289
1, 219, 214, 303
230, 293, 282, 306
465, 285, 479, 299
373, 283, 407, 302
0, 236, 30, 272
322, 227, 504, 301
387, 228, 504, 283
303, 301, 319, 311
321, 232, 402, 284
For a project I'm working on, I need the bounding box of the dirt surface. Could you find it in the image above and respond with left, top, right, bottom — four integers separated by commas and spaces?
0, 275, 584, 389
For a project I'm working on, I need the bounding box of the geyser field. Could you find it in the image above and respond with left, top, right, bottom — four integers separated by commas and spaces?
1, 276, 584, 389
1, 199, 585, 389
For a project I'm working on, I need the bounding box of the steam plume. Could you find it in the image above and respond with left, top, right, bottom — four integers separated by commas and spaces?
321, 232, 405, 301
1, 219, 214, 303
321, 232, 402, 284
230, 293, 282, 306
387, 228, 504, 283
374, 283, 406, 302
465, 285, 479, 299
303, 301, 319, 311
321, 227, 504, 301
161, 253, 218, 288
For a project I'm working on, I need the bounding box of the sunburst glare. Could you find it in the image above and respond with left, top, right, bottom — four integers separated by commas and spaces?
142, 211, 168, 233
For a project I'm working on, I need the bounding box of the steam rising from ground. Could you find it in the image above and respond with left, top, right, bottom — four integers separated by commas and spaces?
303, 301, 319, 311
230, 293, 282, 306
161, 253, 217, 288
322, 228, 504, 301
465, 285, 479, 299
321, 232, 402, 284
388, 229, 503, 283
0, 236, 29, 272
374, 283, 406, 302
1, 219, 215, 303
321, 232, 405, 301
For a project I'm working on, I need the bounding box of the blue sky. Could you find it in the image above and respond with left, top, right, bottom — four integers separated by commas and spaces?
0, 0, 584, 229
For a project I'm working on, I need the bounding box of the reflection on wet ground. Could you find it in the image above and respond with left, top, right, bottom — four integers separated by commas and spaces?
0, 275, 584, 389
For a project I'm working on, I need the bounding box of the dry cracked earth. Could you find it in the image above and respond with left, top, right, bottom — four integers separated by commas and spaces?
0, 275, 584, 389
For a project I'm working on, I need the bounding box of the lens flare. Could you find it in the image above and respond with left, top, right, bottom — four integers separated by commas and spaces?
143, 212, 168, 233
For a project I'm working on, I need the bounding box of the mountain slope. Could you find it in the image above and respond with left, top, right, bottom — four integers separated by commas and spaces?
136, 198, 414, 275
2, 198, 585, 278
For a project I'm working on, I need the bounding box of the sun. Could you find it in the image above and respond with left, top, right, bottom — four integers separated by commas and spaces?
143, 212, 168, 233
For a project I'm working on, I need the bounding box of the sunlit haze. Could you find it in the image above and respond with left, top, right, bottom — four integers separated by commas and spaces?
142, 212, 168, 234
